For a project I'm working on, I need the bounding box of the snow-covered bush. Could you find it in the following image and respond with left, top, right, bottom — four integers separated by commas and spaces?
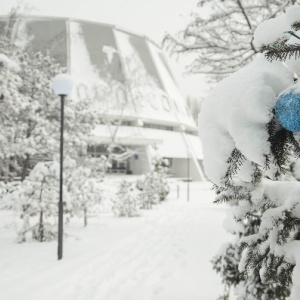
113, 180, 140, 217
66, 163, 102, 226
4, 155, 104, 242
199, 5, 300, 300
7, 161, 61, 242
137, 173, 160, 209
136, 155, 170, 209
84, 155, 109, 179
152, 155, 170, 201
0, 181, 20, 209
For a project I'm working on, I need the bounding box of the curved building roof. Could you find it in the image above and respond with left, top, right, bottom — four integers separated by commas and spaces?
0, 15, 197, 132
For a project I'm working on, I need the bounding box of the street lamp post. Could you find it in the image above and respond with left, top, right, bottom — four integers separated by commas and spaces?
52, 74, 73, 260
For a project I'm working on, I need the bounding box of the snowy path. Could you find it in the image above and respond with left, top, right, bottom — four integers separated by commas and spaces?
0, 182, 231, 300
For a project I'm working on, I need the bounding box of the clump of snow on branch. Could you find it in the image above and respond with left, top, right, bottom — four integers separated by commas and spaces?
253, 15, 289, 48
286, 5, 300, 26
199, 56, 293, 186
253, 5, 300, 48
253, 5, 300, 76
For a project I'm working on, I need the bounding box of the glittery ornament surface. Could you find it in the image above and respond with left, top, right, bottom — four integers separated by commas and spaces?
275, 90, 300, 132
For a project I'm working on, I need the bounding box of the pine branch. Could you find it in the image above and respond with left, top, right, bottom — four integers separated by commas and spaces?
267, 117, 291, 173
251, 162, 262, 183
214, 185, 251, 204
261, 38, 300, 61
289, 133, 300, 158
224, 148, 246, 187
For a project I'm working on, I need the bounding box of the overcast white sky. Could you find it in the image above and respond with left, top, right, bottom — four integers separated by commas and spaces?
1, 0, 200, 42
0, 0, 208, 97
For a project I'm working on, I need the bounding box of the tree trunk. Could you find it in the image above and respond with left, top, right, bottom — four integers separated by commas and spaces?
84, 208, 88, 227
39, 210, 44, 242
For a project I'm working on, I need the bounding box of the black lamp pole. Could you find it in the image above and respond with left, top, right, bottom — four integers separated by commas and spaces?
52, 73, 73, 260
58, 94, 65, 260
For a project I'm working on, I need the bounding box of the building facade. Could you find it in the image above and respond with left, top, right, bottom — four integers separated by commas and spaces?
0, 15, 204, 180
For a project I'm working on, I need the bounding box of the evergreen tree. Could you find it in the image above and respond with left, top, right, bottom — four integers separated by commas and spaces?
0, 13, 99, 181
13, 50, 98, 179
65, 162, 102, 226
5, 156, 104, 242
9, 160, 61, 242
0, 39, 22, 181
199, 5, 300, 300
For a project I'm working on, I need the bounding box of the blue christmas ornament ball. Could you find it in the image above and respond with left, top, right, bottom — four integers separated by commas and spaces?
275, 89, 300, 132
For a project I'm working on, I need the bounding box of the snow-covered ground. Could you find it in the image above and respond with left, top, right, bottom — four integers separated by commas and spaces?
0, 179, 232, 300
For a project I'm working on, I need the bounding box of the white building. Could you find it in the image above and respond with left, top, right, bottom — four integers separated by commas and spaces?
0, 15, 204, 180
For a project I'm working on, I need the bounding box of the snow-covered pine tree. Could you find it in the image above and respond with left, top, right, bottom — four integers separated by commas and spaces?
8, 160, 61, 242
200, 5, 300, 300
65, 163, 102, 226
0, 14, 99, 181
13, 50, 99, 179
0, 39, 23, 181
6, 156, 104, 241
13, 51, 62, 180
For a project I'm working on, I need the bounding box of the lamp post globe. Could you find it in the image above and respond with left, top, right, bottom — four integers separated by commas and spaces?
52, 73, 73, 260
52, 73, 74, 96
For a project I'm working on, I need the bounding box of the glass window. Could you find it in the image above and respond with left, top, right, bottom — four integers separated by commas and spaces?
26, 20, 67, 67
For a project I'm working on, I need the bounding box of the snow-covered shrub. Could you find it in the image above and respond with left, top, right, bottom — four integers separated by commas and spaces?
7, 161, 61, 242
136, 155, 170, 209
137, 173, 160, 209
6, 155, 104, 241
113, 180, 140, 217
0, 181, 21, 209
199, 5, 300, 300
66, 163, 102, 226
0, 181, 8, 208
152, 155, 170, 201
85, 155, 109, 180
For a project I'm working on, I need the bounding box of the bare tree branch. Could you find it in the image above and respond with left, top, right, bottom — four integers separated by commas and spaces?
164, 0, 300, 83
